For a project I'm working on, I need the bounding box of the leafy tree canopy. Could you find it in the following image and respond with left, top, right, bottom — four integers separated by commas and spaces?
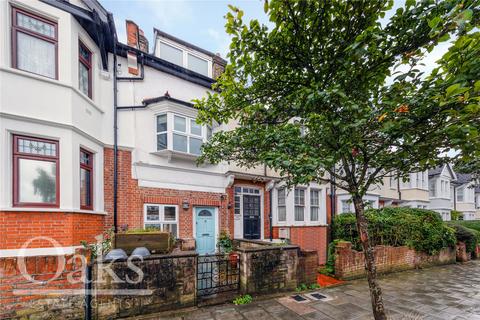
196, 0, 479, 197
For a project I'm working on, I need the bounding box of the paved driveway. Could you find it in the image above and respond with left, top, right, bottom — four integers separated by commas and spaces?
136, 260, 480, 320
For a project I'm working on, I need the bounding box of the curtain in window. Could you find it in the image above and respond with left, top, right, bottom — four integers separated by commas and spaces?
17, 32, 55, 78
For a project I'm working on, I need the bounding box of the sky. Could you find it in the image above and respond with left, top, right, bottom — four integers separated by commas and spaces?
99, 0, 451, 73
100, 0, 268, 59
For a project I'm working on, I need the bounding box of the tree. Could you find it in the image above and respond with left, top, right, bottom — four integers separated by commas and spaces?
195, 1, 479, 319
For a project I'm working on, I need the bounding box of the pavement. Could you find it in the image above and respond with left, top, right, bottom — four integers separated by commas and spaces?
133, 260, 480, 320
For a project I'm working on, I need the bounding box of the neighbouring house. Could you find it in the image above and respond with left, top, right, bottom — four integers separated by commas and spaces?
475, 186, 480, 220
0, 0, 115, 257
428, 164, 457, 221
453, 173, 476, 221
336, 171, 429, 214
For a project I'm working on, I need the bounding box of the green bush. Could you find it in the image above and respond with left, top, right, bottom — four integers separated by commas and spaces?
449, 220, 480, 233
333, 207, 456, 255
233, 294, 252, 305
450, 210, 463, 221
447, 223, 480, 253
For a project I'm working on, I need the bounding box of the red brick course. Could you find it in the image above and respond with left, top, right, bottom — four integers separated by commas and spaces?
0, 211, 105, 249
272, 226, 327, 265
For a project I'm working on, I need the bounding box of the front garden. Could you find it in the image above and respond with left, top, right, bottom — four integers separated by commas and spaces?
327, 207, 480, 279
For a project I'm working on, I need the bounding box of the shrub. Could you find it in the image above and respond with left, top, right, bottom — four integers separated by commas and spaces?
450, 210, 463, 221
449, 220, 480, 233
447, 224, 480, 253
233, 294, 252, 305
332, 208, 456, 254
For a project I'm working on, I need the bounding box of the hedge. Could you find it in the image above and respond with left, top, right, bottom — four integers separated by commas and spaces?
447, 222, 480, 254
333, 207, 456, 255
448, 220, 480, 233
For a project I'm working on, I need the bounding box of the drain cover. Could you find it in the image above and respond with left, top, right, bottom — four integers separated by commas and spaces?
311, 293, 327, 300
291, 295, 307, 302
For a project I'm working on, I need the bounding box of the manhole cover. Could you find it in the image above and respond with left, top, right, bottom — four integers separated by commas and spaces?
291, 295, 307, 302
304, 292, 332, 302
311, 293, 327, 300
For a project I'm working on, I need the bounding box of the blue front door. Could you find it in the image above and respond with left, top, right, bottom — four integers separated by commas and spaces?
195, 207, 216, 255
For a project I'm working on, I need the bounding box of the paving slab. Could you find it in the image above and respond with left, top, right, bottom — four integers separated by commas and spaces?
131, 260, 480, 320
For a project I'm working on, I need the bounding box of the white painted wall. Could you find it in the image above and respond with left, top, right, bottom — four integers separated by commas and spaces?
0, 0, 112, 212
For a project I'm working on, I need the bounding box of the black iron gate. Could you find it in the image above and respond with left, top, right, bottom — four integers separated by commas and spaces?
197, 254, 240, 299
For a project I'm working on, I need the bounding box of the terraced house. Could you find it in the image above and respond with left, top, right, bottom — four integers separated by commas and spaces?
0, 0, 329, 264
0, 0, 476, 266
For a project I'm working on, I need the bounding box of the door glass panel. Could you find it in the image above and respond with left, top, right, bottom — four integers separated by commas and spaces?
198, 209, 212, 217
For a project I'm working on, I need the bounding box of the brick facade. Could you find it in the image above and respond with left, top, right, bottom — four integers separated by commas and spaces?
0, 211, 105, 250
104, 148, 230, 238
272, 226, 328, 265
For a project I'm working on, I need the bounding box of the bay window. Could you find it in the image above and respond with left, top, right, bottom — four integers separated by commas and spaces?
144, 204, 178, 238
80, 149, 93, 210
12, 7, 57, 79
78, 41, 92, 98
156, 113, 210, 156
13, 135, 59, 207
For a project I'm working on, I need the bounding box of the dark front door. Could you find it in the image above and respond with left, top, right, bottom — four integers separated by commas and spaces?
243, 195, 261, 239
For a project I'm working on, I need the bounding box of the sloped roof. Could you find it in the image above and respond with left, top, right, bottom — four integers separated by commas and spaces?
454, 173, 473, 185
428, 166, 443, 176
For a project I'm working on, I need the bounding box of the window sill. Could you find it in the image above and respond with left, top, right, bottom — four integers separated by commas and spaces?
151, 150, 200, 162
1, 207, 107, 215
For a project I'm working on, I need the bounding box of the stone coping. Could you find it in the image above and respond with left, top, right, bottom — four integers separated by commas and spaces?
236, 245, 300, 253
95, 250, 198, 264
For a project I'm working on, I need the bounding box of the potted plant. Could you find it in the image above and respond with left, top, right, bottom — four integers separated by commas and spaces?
217, 232, 238, 267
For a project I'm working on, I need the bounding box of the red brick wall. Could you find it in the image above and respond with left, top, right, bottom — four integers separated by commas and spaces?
272, 226, 327, 265
0, 211, 105, 249
334, 242, 457, 280
0, 254, 85, 319
104, 148, 230, 237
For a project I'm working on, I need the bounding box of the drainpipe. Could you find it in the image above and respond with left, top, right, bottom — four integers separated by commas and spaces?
84, 263, 93, 320
269, 189, 273, 242
329, 169, 336, 242
110, 13, 119, 234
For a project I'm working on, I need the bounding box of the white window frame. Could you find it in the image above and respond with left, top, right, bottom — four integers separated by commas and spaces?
156, 112, 208, 156
457, 187, 464, 202
294, 188, 305, 221
277, 187, 287, 222
157, 39, 212, 78
143, 204, 179, 238
310, 189, 320, 221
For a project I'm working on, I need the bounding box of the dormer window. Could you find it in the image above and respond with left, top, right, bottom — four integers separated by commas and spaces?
156, 113, 210, 156
156, 39, 211, 77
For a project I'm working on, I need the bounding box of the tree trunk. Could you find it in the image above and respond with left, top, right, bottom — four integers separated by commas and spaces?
352, 194, 387, 320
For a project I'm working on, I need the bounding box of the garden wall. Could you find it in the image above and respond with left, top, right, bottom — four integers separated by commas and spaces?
0, 254, 85, 320
334, 241, 457, 280
92, 251, 197, 319
237, 245, 299, 294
